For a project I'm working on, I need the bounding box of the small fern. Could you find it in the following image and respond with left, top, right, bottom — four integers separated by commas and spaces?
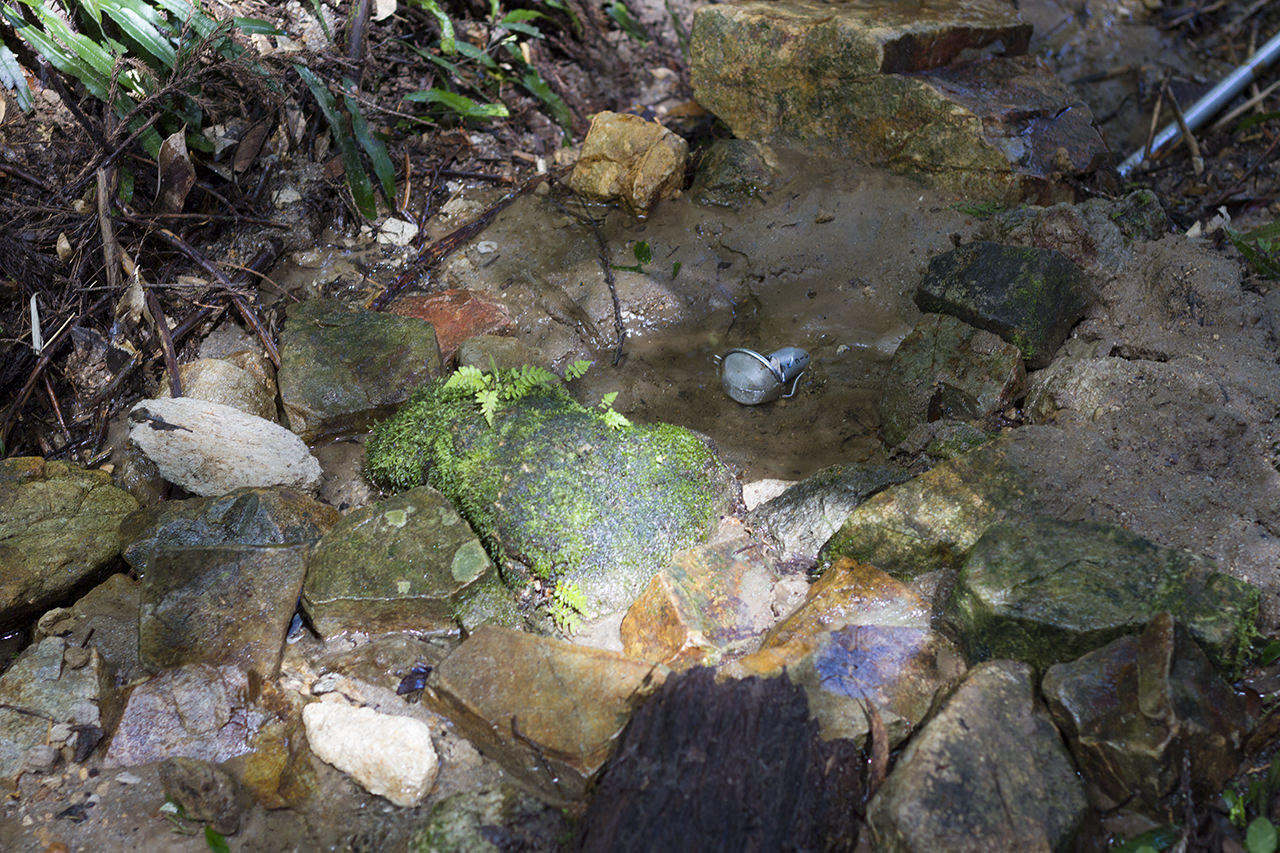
442, 359, 617, 427
564, 359, 592, 381
550, 579, 588, 634
596, 391, 630, 429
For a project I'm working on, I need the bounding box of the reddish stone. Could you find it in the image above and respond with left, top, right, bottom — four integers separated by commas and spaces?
390, 290, 516, 364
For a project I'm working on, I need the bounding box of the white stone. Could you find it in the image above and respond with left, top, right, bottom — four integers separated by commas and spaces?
128, 397, 322, 496
302, 701, 438, 807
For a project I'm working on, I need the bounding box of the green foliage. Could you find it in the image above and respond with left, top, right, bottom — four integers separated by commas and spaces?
952, 201, 1006, 219
204, 825, 230, 853
399, 0, 571, 134
1227, 222, 1280, 280
605, 1, 649, 44
550, 579, 587, 634
1218, 754, 1280, 853
612, 240, 680, 279
1107, 824, 1178, 852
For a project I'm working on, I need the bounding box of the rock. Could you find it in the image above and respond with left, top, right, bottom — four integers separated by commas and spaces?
0, 457, 138, 632
945, 517, 1259, 676
915, 241, 1094, 368
120, 487, 339, 576
105, 664, 271, 767
747, 463, 909, 567
733, 559, 966, 746
158, 756, 250, 835
390, 290, 516, 365
889, 420, 993, 474
160, 356, 277, 422
877, 313, 1025, 446
301, 699, 439, 808
303, 485, 503, 639
619, 519, 785, 669
567, 111, 688, 216
973, 189, 1170, 278
866, 660, 1087, 851
578, 668, 863, 852
0, 637, 116, 787
35, 573, 144, 687
138, 542, 309, 678
424, 625, 668, 803
408, 785, 570, 853
127, 397, 322, 496
277, 298, 443, 441
690, 2, 1105, 204
690, 138, 780, 210
454, 335, 553, 374
366, 372, 738, 621
1042, 612, 1248, 809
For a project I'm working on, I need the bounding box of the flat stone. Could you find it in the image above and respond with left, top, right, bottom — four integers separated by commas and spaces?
303, 485, 501, 639
734, 559, 965, 746
35, 573, 144, 687
424, 625, 667, 803
945, 517, 1260, 675
690, 2, 1105, 203
567, 111, 688, 216
1042, 612, 1248, 808
302, 700, 439, 807
391, 290, 516, 365
916, 241, 1095, 368
620, 519, 783, 669
128, 397, 322, 496
105, 664, 270, 767
877, 313, 1024, 446
278, 298, 443, 441
866, 660, 1086, 851
0, 457, 138, 632
0, 637, 116, 787
138, 543, 309, 678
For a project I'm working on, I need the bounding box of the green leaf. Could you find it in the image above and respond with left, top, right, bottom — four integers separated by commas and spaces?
519, 67, 571, 133
295, 63, 377, 219
409, 0, 455, 55
602, 409, 630, 430
204, 825, 230, 853
632, 241, 652, 265
477, 387, 499, 426
599, 391, 618, 408
0, 43, 33, 111
563, 360, 592, 381
342, 78, 396, 205
232, 16, 283, 35
671, 260, 682, 279
1247, 818, 1278, 853
605, 1, 649, 43
403, 87, 508, 122
100, 0, 177, 68
1227, 226, 1280, 280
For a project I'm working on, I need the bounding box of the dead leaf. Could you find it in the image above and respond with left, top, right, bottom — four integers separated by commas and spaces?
234, 119, 272, 174
863, 697, 889, 801
156, 128, 196, 214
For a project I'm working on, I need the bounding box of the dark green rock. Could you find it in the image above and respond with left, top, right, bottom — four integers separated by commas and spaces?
303, 485, 507, 639
877, 313, 1024, 446
691, 139, 780, 210
120, 487, 339, 576
0, 457, 139, 632
945, 517, 1260, 676
1042, 612, 1247, 809
278, 298, 443, 440
366, 376, 738, 619
866, 660, 1086, 852
139, 543, 309, 678
916, 241, 1094, 367
408, 785, 568, 853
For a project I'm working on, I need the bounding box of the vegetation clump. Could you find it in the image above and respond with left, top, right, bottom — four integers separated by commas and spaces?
367, 362, 734, 633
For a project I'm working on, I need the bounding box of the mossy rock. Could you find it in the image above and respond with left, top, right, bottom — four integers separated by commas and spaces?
365, 374, 739, 622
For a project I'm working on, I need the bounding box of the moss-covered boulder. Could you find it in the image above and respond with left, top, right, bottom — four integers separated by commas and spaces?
945, 517, 1260, 676
365, 368, 739, 623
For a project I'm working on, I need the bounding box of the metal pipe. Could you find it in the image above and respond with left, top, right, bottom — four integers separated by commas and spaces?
1116, 29, 1280, 178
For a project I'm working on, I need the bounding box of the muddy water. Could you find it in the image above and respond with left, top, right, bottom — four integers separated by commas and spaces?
430, 152, 979, 481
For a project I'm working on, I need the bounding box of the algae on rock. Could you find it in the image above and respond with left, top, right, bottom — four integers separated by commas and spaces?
365, 367, 740, 627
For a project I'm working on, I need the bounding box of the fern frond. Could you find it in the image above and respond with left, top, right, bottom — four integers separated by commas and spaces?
564, 360, 592, 381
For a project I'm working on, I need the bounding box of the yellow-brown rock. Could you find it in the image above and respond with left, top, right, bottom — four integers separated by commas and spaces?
424, 625, 667, 803
568, 112, 688, 216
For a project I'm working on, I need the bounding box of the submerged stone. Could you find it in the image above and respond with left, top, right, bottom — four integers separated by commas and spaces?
0, 457, 138, 632
736, 559, 965, 746
1042, 612, 1248, 809
866, 660, 1086, 851
391, 290, 516, 365
408, 785, 570, 853
691, 138, 781, 210
303, 485, 503, 639
945, 517, 1260, 675
278, 298, 444, 441
878, 313, 1024, 446
366, 374, 738, 620
620, 519, 783, 669
916, 241, 1094, 368
424, 625, 667, 803
747, 463, 909, 567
